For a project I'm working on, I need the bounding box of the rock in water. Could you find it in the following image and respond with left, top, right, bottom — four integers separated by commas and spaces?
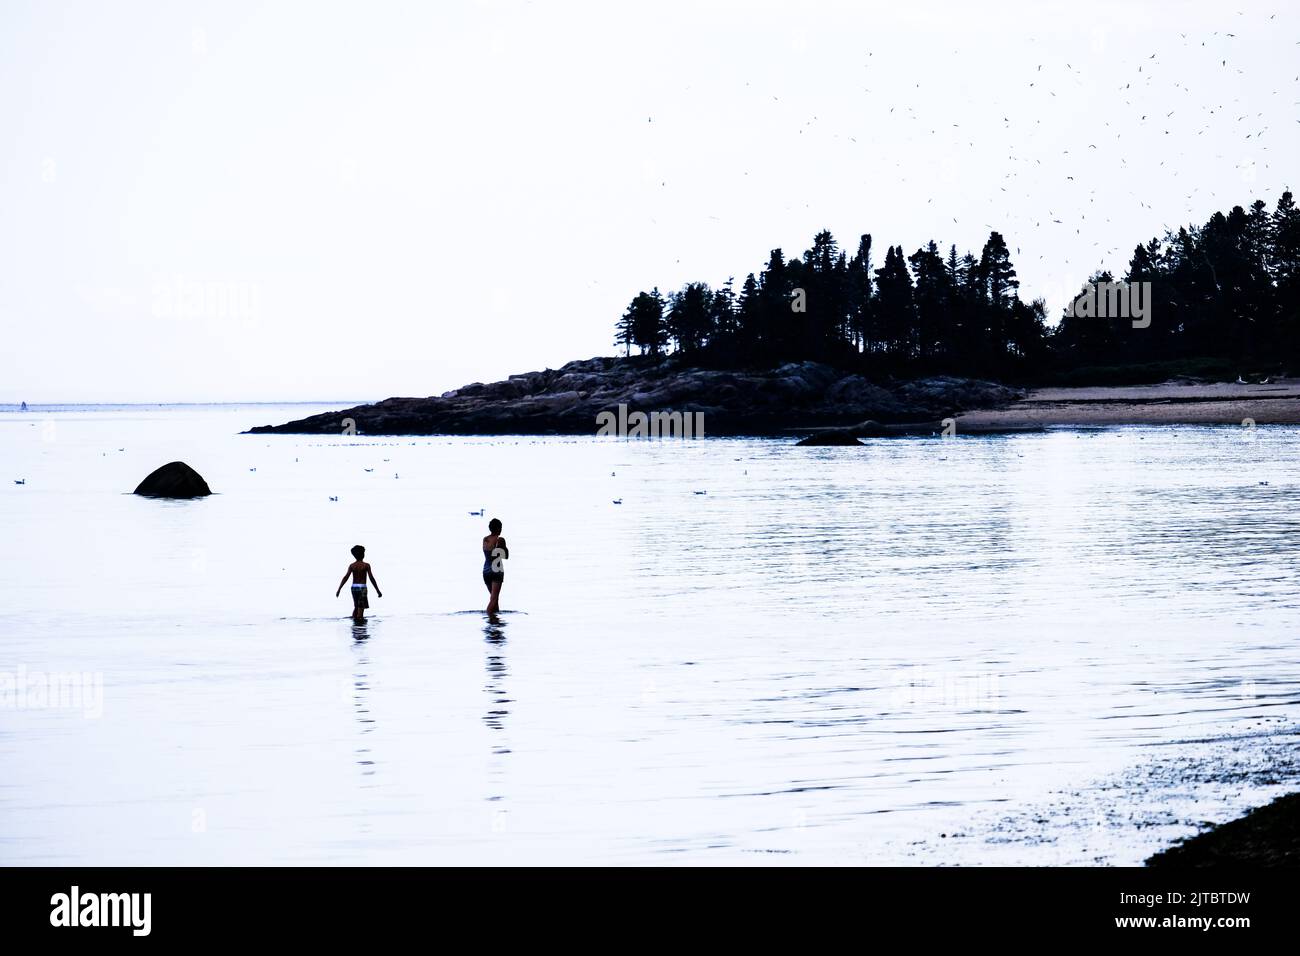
133, 461, 212, 498
795, 430, 863, 446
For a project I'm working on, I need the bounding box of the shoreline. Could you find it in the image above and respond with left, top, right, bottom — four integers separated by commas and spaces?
1147, 792, 1300, 867
799, 379, 1300, 441
244, 357, 1300, 437
955, 379, 1300, 429
896, 711, 1300, 867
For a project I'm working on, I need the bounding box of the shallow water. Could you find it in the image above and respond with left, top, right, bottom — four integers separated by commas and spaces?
1, 405, 1298, 864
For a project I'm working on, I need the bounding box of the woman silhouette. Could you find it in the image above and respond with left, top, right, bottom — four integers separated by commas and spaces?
482, 518, 509, 614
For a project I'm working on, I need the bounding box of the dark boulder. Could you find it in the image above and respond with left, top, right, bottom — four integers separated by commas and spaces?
896, 377, 1023, 415
134, 461, 212, 498
795, 430, 863, 446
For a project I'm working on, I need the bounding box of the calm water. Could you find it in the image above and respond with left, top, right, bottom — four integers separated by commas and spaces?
2, 404, 1299, 865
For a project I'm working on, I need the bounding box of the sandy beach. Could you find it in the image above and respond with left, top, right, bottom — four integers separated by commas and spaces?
958, 379, 1300, 428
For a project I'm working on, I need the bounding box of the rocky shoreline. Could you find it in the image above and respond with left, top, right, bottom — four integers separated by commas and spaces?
1147, 793, 1300, 867
245, 356, 1022, 436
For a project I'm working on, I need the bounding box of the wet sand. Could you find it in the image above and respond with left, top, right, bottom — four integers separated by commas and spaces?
958, 379, 1300, 428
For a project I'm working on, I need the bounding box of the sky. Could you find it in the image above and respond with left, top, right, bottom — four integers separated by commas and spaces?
1, 0, 1297, 402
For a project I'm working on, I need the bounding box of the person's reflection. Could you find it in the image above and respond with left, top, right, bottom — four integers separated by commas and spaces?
483, 615, 511, 744
350, 620, 377, 782
481, 615, 512, 824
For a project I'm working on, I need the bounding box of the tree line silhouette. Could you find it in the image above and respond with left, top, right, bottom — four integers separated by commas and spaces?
615, 191, 1300, 382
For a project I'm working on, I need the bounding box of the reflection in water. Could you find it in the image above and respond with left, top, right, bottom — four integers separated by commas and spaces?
350, 621, 377, 785
11, 414, 1300, 865
483, 614, 512, 812
483, 614, 511, 741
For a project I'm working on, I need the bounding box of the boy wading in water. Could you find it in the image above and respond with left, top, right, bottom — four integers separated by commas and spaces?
482, 519, 509, 615
337, 544, 382, 622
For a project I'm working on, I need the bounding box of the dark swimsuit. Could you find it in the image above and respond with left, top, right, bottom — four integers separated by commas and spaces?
483, 538, 505, 585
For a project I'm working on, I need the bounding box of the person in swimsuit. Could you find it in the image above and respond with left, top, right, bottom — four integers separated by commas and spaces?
482, 519, 509, 615
336, 544, 382, 622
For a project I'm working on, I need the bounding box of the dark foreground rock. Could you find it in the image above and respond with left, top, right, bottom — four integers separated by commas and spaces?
246, 356, 1022, 436
134, 461, 212, 498
1146, 793, 1300, 867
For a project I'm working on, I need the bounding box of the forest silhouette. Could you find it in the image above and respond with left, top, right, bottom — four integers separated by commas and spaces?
616, 192, 1300, 384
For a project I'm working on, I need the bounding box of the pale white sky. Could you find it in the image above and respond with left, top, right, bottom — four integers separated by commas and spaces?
1, 0, 1296, 402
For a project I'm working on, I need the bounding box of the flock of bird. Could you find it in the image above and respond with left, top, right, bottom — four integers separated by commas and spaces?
649, 9, 1296, 307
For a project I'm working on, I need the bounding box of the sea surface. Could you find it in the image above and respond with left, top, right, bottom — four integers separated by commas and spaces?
1, 403, 1299, 865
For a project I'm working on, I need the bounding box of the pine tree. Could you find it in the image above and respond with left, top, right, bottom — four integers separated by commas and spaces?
908, 241, 950, 361
711, 278, 738, 341
801, 230, 846, 358
1272, 191, 1300, 359
979, 231, 1019, 307
736, 273, 761, 360
615, 301, 635, 356
847, 235, 874, 354
758, 248, 791, 359
874, 246, 916, 360
979, 231, 1020, 360
666, 282, 714, 354
623, 288, 667, 356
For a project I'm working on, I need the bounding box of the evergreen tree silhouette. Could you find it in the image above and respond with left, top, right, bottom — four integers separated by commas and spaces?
613, 193, 1300, 381
847, 235, 874, 354
758, 249, 792, 359
666, 282, 714, 355
737, 273, 761, 359
874, 245, 916, 360
711, 278, 738, 342
909, 241, 950, 362
1272, 191, 1300, 358
622, 288, 668, 356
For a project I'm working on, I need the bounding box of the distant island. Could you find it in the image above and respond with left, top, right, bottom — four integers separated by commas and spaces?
245, 356, 1022, 436
250, 192, 1300, 436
